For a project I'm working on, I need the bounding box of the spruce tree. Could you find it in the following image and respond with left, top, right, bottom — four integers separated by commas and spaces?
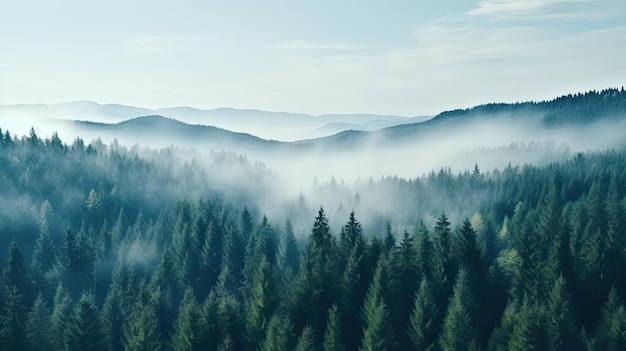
260, 314, 296, 351
407, 277, 438, 351
323, 304, 345, 351
64, 293, 107, 351
438, 268, 476, 351
124, 298, 162, 351
295, 325, 317, 351
26, 293, 52, 351
359, 256, 396, 351
0, 285, 27, 351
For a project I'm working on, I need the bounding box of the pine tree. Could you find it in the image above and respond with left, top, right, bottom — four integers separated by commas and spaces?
593, 288, 626, 351
124, 298, 162, 351
407, 277, 438, 351
323, 305, 345, 351
260, 314, 296, 351
295, 325, 317, 351
245, 255, 277, 348
432, 212, 456, 311
31, 200, 56, 294
50, 284, 72, 351
359, 256, 396, 351
101, 284, 128, 351
438, 268, 476, 351
64, 293, 107, 351
546, 276, 582, 351
170, 288, 207, 351
26, 293, 52, 351
2, 239, 30, 304
506, 298, 549, 351
0, 285, 27, 351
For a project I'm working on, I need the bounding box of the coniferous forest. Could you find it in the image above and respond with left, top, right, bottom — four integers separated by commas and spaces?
1, 101, 626, 350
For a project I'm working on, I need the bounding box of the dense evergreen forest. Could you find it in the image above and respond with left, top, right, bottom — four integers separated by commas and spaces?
1, 118, 626, 351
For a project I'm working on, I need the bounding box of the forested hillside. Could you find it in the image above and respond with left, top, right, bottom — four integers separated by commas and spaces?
1, 122, 626, 351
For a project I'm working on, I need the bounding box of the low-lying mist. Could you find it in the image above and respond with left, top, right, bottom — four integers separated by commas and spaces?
2, 109, 625, 237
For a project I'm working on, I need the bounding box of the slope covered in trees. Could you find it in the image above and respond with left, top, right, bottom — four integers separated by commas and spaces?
0, 123, 625, 350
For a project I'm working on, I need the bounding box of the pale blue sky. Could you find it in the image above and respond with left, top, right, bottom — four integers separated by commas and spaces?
1, 0, 625, 115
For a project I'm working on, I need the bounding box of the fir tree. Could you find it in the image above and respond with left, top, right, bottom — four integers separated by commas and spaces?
26, 293, 52, 351
64, 293, 107, 351
407, 277, 438, 351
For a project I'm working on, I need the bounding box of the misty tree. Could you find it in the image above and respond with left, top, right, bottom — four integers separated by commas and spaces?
26, 293, 52, 351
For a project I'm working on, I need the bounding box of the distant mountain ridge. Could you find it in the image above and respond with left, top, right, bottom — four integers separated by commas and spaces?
0, 101, 426, 141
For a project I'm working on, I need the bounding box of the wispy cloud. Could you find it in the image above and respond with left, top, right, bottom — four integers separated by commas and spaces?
124, 35, 216, 54
467, 0, 621, 19
277, 40, 359, 52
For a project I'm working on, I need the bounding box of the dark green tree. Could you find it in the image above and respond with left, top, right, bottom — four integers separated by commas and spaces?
260, 314, 295, 351
438, 268, 476, 351
64, 293, 107, 351
323, 304, 345, 351
407, 277, 438, 351
26, 293, 52, 351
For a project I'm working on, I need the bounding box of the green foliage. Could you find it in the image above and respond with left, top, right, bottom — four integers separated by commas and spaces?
0, 121, 626, 350
407, 277, 438, 351
260, 314, 295, 351
64, 293, 107, 351
26, 294, 52, 351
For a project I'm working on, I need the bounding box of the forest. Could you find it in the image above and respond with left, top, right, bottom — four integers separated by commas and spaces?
1, 108, 626, 351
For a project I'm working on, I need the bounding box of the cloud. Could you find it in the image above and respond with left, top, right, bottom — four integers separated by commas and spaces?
467, 0, 622, 19
277, 40, 359, 52
124, 35, 216, 54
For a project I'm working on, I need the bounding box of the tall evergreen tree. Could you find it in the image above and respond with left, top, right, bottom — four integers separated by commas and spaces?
26, 293, 52, 351
170, 288, 207, 351
0, 285, 27, 351
260, 314, 295, 351
124, 297, 162, 351
407, 277, 438, 351
438, 268, 476, 351
64, 293, 107, 351
323, 304, 345, 351
359, 256, 396, 351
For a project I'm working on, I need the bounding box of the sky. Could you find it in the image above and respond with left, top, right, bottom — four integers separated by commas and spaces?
1, 0, 625, 116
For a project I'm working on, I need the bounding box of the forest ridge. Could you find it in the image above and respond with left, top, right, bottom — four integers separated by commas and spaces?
0, 88, 625, 350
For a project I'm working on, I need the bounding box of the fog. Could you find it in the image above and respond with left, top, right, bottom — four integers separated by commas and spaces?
2, 107, 624, 237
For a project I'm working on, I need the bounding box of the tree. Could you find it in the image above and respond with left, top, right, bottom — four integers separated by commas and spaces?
260, 314, 295, 351
170, 288, 207, 351
407, 277, 438, 351
546, 276, 582, 351
124, 298, 162, 351
245, 255, 277, 348
102, 285, 128, 351
2, 239, 30, 304
359, 256, 396, 351
438, 268, 476, 351
432, 212, 456, 311
64, 293, 107, 351
593, 288, 626, 351
295, 325, 317, 351
323, 305, 345, 351
31, 200, 56, 294
50, 284, 72, 351
26, 293, 52, 351
0, 285, 27, 351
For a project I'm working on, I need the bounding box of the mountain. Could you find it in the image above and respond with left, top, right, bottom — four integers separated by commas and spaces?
70, 116, 294, 153
314, 87, 626, 147
0, 102, 418, 141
